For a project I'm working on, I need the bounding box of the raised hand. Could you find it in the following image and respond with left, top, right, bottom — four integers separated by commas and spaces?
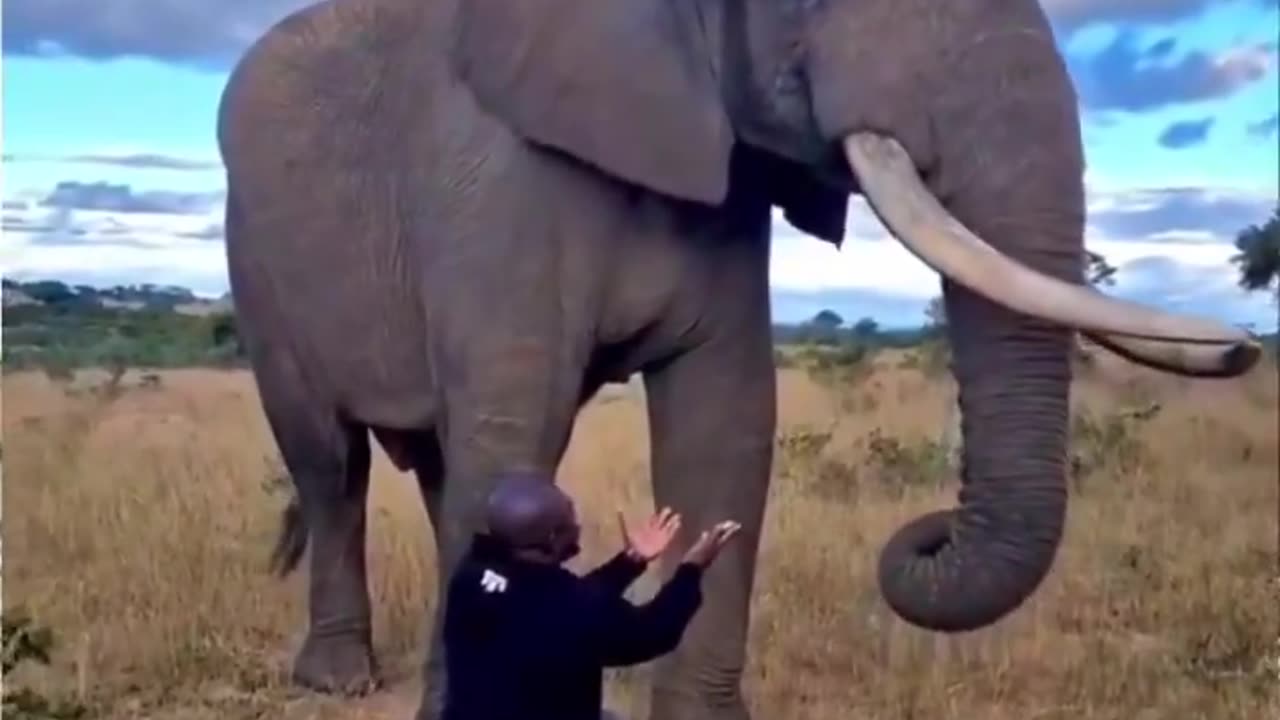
619, 506, 682, 562
681, 520, 742, 569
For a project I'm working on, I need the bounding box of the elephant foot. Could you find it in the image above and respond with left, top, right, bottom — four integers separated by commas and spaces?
650, 688, 751, 720
418, 704, 619, 720
413, 698, 440, 720
290, 633, 381, 696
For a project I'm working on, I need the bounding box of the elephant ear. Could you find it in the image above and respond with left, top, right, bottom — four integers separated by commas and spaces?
450, 0, 734, 205
770, 161, 849, 247
743, 148, 849, 246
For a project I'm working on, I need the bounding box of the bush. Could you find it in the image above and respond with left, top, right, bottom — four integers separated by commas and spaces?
915, 337, 951, 379
774, 425, 864, 504
1069, 402, 1161, 489
800, 342, 878, 414
2, 304, 246, 372
856, 428, 951, 496
2, 611, 87, 719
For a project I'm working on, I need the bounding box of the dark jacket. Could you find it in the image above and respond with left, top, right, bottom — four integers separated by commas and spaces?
441, 533, 704, 720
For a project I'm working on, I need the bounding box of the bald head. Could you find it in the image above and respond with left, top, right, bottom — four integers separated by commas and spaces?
484, 472, 580, 562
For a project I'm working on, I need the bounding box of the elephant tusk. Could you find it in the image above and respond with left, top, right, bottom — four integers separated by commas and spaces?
841, 132, 1261, 374
1081, 332, 1260, 378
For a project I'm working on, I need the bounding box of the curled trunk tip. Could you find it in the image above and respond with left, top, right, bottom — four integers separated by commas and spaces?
875, 508, 1063, 633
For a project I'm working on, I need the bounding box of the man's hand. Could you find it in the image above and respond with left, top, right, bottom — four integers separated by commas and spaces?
620, 507, 682, 562
681, 521, 742, 569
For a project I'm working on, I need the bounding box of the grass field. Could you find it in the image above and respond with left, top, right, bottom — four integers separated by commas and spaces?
3, 349, 1277, 719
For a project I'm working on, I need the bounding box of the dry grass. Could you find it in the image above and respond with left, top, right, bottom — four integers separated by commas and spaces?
3, 350, 1278, 719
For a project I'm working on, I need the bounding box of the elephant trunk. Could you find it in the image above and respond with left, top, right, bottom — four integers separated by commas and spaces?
821, 4, 1258, 632
878, 283, 1072, 631
839, 127, 1259, 631
840, 128, 1260, 629
843, 98, 1087, 629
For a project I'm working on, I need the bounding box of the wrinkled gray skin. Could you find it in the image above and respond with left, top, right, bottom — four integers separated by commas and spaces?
216, 0, 1191, 717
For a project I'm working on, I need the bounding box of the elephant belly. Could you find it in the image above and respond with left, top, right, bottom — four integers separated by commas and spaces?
328, 324, 439, 432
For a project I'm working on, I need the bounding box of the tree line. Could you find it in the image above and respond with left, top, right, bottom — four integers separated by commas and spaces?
3, 209, 1276, 373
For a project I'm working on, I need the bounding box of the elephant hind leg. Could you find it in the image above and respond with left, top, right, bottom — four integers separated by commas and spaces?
253, 354, 379, 696
269, 493, 307, 577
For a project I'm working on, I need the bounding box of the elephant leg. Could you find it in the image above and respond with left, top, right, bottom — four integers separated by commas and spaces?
256, 360, 378, 695
413, 341, 585, 720
643, 310, 776, 720
400, 432, 455, 719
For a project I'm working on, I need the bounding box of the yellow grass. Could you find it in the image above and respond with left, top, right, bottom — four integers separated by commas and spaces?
3, 351, 1278, 719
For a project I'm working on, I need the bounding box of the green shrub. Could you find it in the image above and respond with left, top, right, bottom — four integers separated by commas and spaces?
856, 428, 950, 496
2, 611, 88, 719
1069, 402, 1161, 489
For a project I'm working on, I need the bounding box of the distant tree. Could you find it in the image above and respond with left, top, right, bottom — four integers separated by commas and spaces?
210, 314, 237, 346
923, 295, 946, 332
810, 309, 844, 329
852, 316, 879, 339
803, 309, 844, 346
1085, 249, 1116, 287
21, 281, 76, 305
1231, 205, 1280, 303
1072, 247, 1119, 366
209, 313, 243, 360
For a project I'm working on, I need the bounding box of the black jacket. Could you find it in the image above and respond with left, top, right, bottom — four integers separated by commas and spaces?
441, 533, 704, 720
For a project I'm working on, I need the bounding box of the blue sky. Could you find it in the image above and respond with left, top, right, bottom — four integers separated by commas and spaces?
3, 0, 1278, 330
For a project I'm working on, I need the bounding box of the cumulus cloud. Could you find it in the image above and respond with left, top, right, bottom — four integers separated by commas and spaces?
1157, 117, 1215, 148
179, 224, 225, 241
767, 187, 1277, 329
4, 175, 1277, 330
40, 181, 223, 215
1, 183, 230, 297
773, 288, 937, 328
2, 0, 313, 69
6, 152, 223, 171
5, 0, 1276, 69
1247, 113, 1280, 139
1043, 0, 1275, 34
1070, 31, 1275, 113
1102, 254, 1273, 329
1084, 186, 1275, 239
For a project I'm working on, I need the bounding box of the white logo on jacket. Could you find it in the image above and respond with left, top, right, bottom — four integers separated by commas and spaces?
480, 569, 509, 593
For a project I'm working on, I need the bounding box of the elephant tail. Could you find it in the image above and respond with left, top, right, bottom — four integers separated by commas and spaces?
270, 496, 308, 577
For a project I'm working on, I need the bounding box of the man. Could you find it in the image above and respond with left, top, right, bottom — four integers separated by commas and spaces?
440, 472, 741, 720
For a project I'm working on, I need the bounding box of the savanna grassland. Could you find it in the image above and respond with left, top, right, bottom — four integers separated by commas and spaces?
3, 348, 1277, 719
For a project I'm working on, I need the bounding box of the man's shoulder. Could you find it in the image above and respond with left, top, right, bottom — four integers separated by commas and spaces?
456, 562, 514, 594
449, 549, 572, 601
450, 553, 517, 598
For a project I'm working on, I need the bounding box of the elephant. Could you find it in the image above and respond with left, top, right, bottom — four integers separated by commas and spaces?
214, 0, 1261, 718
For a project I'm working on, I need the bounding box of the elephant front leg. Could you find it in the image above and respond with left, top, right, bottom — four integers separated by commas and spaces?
414, 338, 586, 720
643, 327, 776, 720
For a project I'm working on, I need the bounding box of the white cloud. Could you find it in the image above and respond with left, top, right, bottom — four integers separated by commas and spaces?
769, 200, 940, 300
767, 185, 1276, 330
1, 203, 230, 296
3, 178, 1275, 330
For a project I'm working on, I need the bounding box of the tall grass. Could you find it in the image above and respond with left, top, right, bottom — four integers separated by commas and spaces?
3, 351, 1277, 719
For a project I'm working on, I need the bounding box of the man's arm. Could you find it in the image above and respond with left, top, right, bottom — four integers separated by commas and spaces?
584, 562, 704, 667
585, 508, 680, 596
580, 550, 648, 596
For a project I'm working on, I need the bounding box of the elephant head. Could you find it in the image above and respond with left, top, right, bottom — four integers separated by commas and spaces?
449, 0, 1261, 632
